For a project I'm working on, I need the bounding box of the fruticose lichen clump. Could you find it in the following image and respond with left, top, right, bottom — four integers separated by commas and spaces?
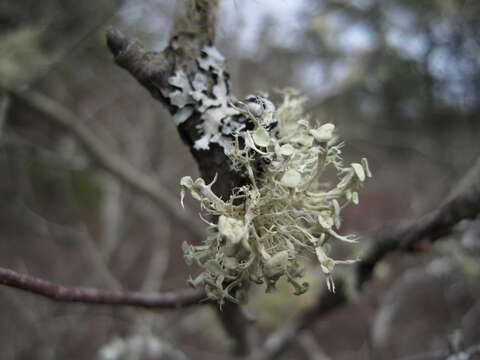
180, 90, 371, 305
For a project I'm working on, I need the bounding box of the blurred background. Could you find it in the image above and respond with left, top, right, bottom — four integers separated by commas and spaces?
1, 0, 479, 359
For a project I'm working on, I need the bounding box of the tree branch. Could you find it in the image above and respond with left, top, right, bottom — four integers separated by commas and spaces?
255, 155, 480, 360
0, 266, 205, 309
357, 155, 480, 287
10, 89, 205, 240
105, 1, 252, 354
215, 301, 254, 356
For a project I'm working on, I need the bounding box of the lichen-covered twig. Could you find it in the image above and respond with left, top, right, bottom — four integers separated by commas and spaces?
255, 155, 480, 360
0, 266, 205, 309
105, 26, 249, 197
11, 89, 205, 240
106, 1, 253, 353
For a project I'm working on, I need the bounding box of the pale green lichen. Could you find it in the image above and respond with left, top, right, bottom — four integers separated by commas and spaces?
181, 90, 371, 304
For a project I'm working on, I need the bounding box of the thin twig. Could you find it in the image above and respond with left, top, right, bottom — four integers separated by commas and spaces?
0, 266, 206, 309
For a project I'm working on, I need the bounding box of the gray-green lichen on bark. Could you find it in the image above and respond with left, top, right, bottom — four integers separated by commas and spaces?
106, 23, 246, 198
106, 0, 371, 306
106, 3, 254, 352
181, 90, 372, 304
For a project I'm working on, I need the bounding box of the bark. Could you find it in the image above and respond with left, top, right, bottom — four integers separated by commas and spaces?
105, 2, 251, 354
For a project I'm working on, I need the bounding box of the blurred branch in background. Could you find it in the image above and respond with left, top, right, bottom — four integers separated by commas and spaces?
10, 89, 205, 240
357, 156, 480, 286
255, 154, 480, 360
400, 343, 480, 360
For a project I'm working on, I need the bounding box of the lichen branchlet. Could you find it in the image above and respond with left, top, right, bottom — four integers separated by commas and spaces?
180, 90, 372, 305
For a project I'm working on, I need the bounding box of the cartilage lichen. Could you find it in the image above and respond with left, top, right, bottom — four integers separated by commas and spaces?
180, 88, 371, 305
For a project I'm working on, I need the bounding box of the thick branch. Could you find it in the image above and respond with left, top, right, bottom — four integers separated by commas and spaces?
256, 156, 480, 360
106, 2, 252, 354
0, 266, 205, 309
11, 89, 205, 240
105, 27, 241, 195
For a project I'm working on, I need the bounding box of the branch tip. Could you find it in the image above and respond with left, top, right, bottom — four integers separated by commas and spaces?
106, 27, 130, 56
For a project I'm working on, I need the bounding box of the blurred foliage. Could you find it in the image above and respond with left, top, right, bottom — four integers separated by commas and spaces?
0, 26, 54, 87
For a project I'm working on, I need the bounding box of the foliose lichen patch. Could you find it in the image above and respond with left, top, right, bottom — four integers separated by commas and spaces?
162, 45, 253, 154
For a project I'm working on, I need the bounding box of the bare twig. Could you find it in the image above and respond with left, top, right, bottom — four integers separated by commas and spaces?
256, 156, 480, 360
0, 266, 206, 309
10, 89, 205, 240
